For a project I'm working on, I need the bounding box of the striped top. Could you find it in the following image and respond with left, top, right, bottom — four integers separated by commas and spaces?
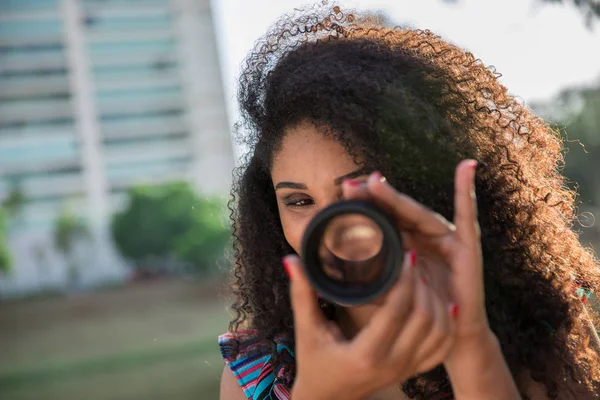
219, 330, 294, 400
218, 330, 454, 400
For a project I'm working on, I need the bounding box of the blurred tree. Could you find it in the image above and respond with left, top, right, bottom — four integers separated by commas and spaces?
442, 0, 600, 26
0, 180, 26, 275
2, 180, 26, 217
542, 0, 600, 24
172, 197, 232, 275
532, 81, 600, 254
0, 208, 12, 274
1, 179, 27, 233
53, 208, 91, 288
533, 83, 600, 207
111, 182, 230, 276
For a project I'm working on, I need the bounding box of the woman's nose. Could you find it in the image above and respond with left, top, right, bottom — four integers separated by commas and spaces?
321, 191, 344, 211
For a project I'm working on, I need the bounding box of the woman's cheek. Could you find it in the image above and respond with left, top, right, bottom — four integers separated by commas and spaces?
281, 215, 309, 255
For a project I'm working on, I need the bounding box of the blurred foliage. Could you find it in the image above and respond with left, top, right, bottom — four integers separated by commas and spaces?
558, 87, 600, 208
532, 82, 600, 208
2, 180, 26, 217
53, 208, 91, 287
0, 208, 12, 274
532, 81, 600, 257
543, 0, 600, 24
111, 182, 230, 275
53, 208, 90, 256
442, 0, 600, 26
0, 182, 26, 274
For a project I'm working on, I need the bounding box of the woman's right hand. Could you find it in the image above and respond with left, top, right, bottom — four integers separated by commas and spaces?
283, 250, 456, 400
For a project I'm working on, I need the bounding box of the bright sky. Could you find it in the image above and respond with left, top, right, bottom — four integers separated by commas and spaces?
211, 0, 600, 141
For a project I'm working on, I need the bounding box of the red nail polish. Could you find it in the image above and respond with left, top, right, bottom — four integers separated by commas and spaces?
470, 160, 478, 171
343, 178, 361, 187
451, 304, 459, 318
282, 257, 293, 279
409, 250, 417, 267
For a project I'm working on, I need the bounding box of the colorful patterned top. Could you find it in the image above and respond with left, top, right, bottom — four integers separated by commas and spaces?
218, 330, 455, 400
219, 330, 295, 400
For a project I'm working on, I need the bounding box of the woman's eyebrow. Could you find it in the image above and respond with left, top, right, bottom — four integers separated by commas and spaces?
275, 182, 307, 190
274, 168, 368, 190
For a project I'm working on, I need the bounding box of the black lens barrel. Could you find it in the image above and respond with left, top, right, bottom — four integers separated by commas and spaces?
301, 200, 403, 305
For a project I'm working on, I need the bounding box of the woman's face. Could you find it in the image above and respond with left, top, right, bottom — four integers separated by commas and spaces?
271, 121, 369, 255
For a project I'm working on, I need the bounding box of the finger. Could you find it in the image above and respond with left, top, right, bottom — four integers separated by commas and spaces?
419, 253, 451, 304
327, 321, 345, 341
366, 172, 455, 236
415, 331, 455, 374
389, 266, 434, 364
341, 178, 371, 201
414, 303, 456, 374
412, 290, 454, 367
284, 255, 329, 347
353, 249, 417, 358
453, 159, 480, 247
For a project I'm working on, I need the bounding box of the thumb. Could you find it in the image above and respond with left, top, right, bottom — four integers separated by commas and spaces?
283, 255, 328, 347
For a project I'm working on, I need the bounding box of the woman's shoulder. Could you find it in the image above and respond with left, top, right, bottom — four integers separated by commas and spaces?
218, 330, 295, 400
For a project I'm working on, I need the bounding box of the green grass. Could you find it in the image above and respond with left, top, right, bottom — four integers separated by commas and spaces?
0, 337, 217, 390
0, 279, 230, 400
1, 352, 224, 400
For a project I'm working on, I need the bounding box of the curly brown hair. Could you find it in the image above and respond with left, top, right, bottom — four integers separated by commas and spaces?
225, 4, 600, 398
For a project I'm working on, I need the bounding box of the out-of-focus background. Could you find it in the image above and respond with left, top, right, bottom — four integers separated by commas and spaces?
0, 0, 598, 399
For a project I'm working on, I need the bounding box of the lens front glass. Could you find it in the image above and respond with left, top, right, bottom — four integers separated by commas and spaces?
318, 213, 385, 285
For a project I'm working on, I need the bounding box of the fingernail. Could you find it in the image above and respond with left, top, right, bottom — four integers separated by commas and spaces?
342, 178, 361, 187
371, 171, 386, 183
282, 257, 293, 279
409, 249, 417, 267
451, 304, 459, 318
470, 160, 478, 171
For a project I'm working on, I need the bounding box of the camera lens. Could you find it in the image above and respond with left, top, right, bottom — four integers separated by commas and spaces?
301, 201, 403, 305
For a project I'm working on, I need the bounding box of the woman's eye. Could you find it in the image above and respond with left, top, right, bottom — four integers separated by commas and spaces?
284, 198, 314, 208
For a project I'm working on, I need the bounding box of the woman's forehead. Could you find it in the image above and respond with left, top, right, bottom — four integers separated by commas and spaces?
271, 122, 362, 180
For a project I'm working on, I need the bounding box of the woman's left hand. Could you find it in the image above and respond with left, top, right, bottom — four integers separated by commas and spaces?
343, 159, 488, 342
343, 160, 521, 398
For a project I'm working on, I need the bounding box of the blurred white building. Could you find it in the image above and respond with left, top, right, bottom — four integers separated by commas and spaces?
0, 0, 234, 297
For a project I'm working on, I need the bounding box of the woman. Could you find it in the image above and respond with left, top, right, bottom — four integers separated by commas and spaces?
219, 4, 600, 399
